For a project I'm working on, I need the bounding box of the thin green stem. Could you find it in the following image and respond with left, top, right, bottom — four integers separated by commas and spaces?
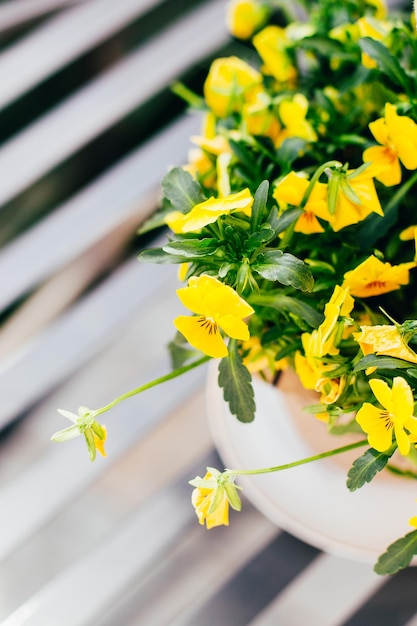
94, 356, 211, 418
300, 160, 342, 209
224, 438, 368, 476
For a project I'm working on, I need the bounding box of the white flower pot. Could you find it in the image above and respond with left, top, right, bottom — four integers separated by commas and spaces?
206, 363, 417, 564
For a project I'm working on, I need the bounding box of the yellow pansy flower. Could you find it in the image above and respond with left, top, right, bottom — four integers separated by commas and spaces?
353, 325, 417, 364
51, 407, 107, 462
191, 471, 230, 528
165, 188, 253, 234
253, 25, 296, 83
318, 285, 354, 355
363, 103, 417, 186
357, 16, 391, 68
242, 335, 288, 376
189, 468, 242, 529
342, 255, 415, 298
204, 56, 262, 118
356, 377, 417, 455
242, 89, 281, 145
278, 94, 317, 145
273, 171, 330, 234
226, 0, 268, 39
174, 275, 254, 358
330, 169, 383, 232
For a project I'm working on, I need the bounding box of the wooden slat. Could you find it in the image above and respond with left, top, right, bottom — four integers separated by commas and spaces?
0, 0, 85, 34
0, 0, 161, 108
0, 113, 199, 313
0, 0, 227, 208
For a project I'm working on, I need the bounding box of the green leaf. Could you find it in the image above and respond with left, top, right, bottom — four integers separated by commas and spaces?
163, 238, 219, 258
250, 293, 323, 328
359, 37, 409, 92
276, 138, 307, 171
218, 340, 255, 423
250, 180, 269, 233
353, 354, 413, 372
137, 248, 186, 264
252, 250, 314, 292
161, 167, 206, 213
271, 207, 302, 238
374, 530, 417, 575
346, 447, 394, 492
168, 333, 200, 369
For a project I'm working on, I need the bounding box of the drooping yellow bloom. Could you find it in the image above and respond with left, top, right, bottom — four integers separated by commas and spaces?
253, 25, 296, 83
191, 471, 230, 528
189, 468, 242, 529
204, 56, 262, 118
329, 169, 383, 232
165, 188, 253, 234
353, 325, 417, 364
51, 407, 107, 462
273, 171, 330, 234
356, 377, 417, 455
174, 275, 254, 358
318, 285, 354, 355
278, 94, 317, 145
363, 103, 417, 186
342, 255, 415, 298
226, 0, 268, 39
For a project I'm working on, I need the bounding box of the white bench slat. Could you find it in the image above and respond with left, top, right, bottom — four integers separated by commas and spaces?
2, 484, 194, 626
0, 257, 180, 426
0, 113, 199, 313
0, 264, 207, 559
0, 0, 227, 208
0, 0, 161, 108
0, 0, 86, 34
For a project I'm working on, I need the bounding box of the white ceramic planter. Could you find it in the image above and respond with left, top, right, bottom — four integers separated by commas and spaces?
206, 363, 417, 564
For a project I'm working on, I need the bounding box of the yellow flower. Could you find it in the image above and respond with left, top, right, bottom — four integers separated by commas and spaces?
165, 188, 253, 234
253, 25, 296, 83
242, 89, 281, 145
242, 335, 288, 376
189, 468, 242, 529
226, 0, 268, 39
353, 325, 417, 363
278, 94, 317, 145
356, 377, 417, 455
191, 471, 230, 528
174, 275, 254, 358
342, 255, 415, 298
204, 56, 262, 118
51, 407, 107, 462
273, 171, 330, 234
363, 103, 417, 186
330, 169, 383, 232
318, 285, 354, 355
357, 16, 390, 68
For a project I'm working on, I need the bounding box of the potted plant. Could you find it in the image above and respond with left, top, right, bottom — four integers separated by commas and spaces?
51, 0, 417, 575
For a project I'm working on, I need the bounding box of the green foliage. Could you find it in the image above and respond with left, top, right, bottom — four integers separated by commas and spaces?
346, 447, 395, 492
218, 340, 255, 423
374, 531, 417, 575
161, 167, 206, 213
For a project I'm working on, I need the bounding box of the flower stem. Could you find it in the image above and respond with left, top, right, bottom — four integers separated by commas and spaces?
93, 355, 211, 418
224, 438, 368, 476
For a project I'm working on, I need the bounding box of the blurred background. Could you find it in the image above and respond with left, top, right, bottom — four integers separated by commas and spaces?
0, 1, 416, 625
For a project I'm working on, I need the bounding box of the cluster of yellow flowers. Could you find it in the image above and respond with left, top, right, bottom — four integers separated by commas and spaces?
52, 0, 417, 574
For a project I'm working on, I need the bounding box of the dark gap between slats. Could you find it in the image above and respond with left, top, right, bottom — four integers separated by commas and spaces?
0, 0, 213, 146
0, 40, 244, 249
182, 531, 320, 626
341, 567, 417, 626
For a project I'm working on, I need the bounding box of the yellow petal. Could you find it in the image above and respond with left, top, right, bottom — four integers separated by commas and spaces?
369, 378, 393, 412
174, 315, 228, 358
